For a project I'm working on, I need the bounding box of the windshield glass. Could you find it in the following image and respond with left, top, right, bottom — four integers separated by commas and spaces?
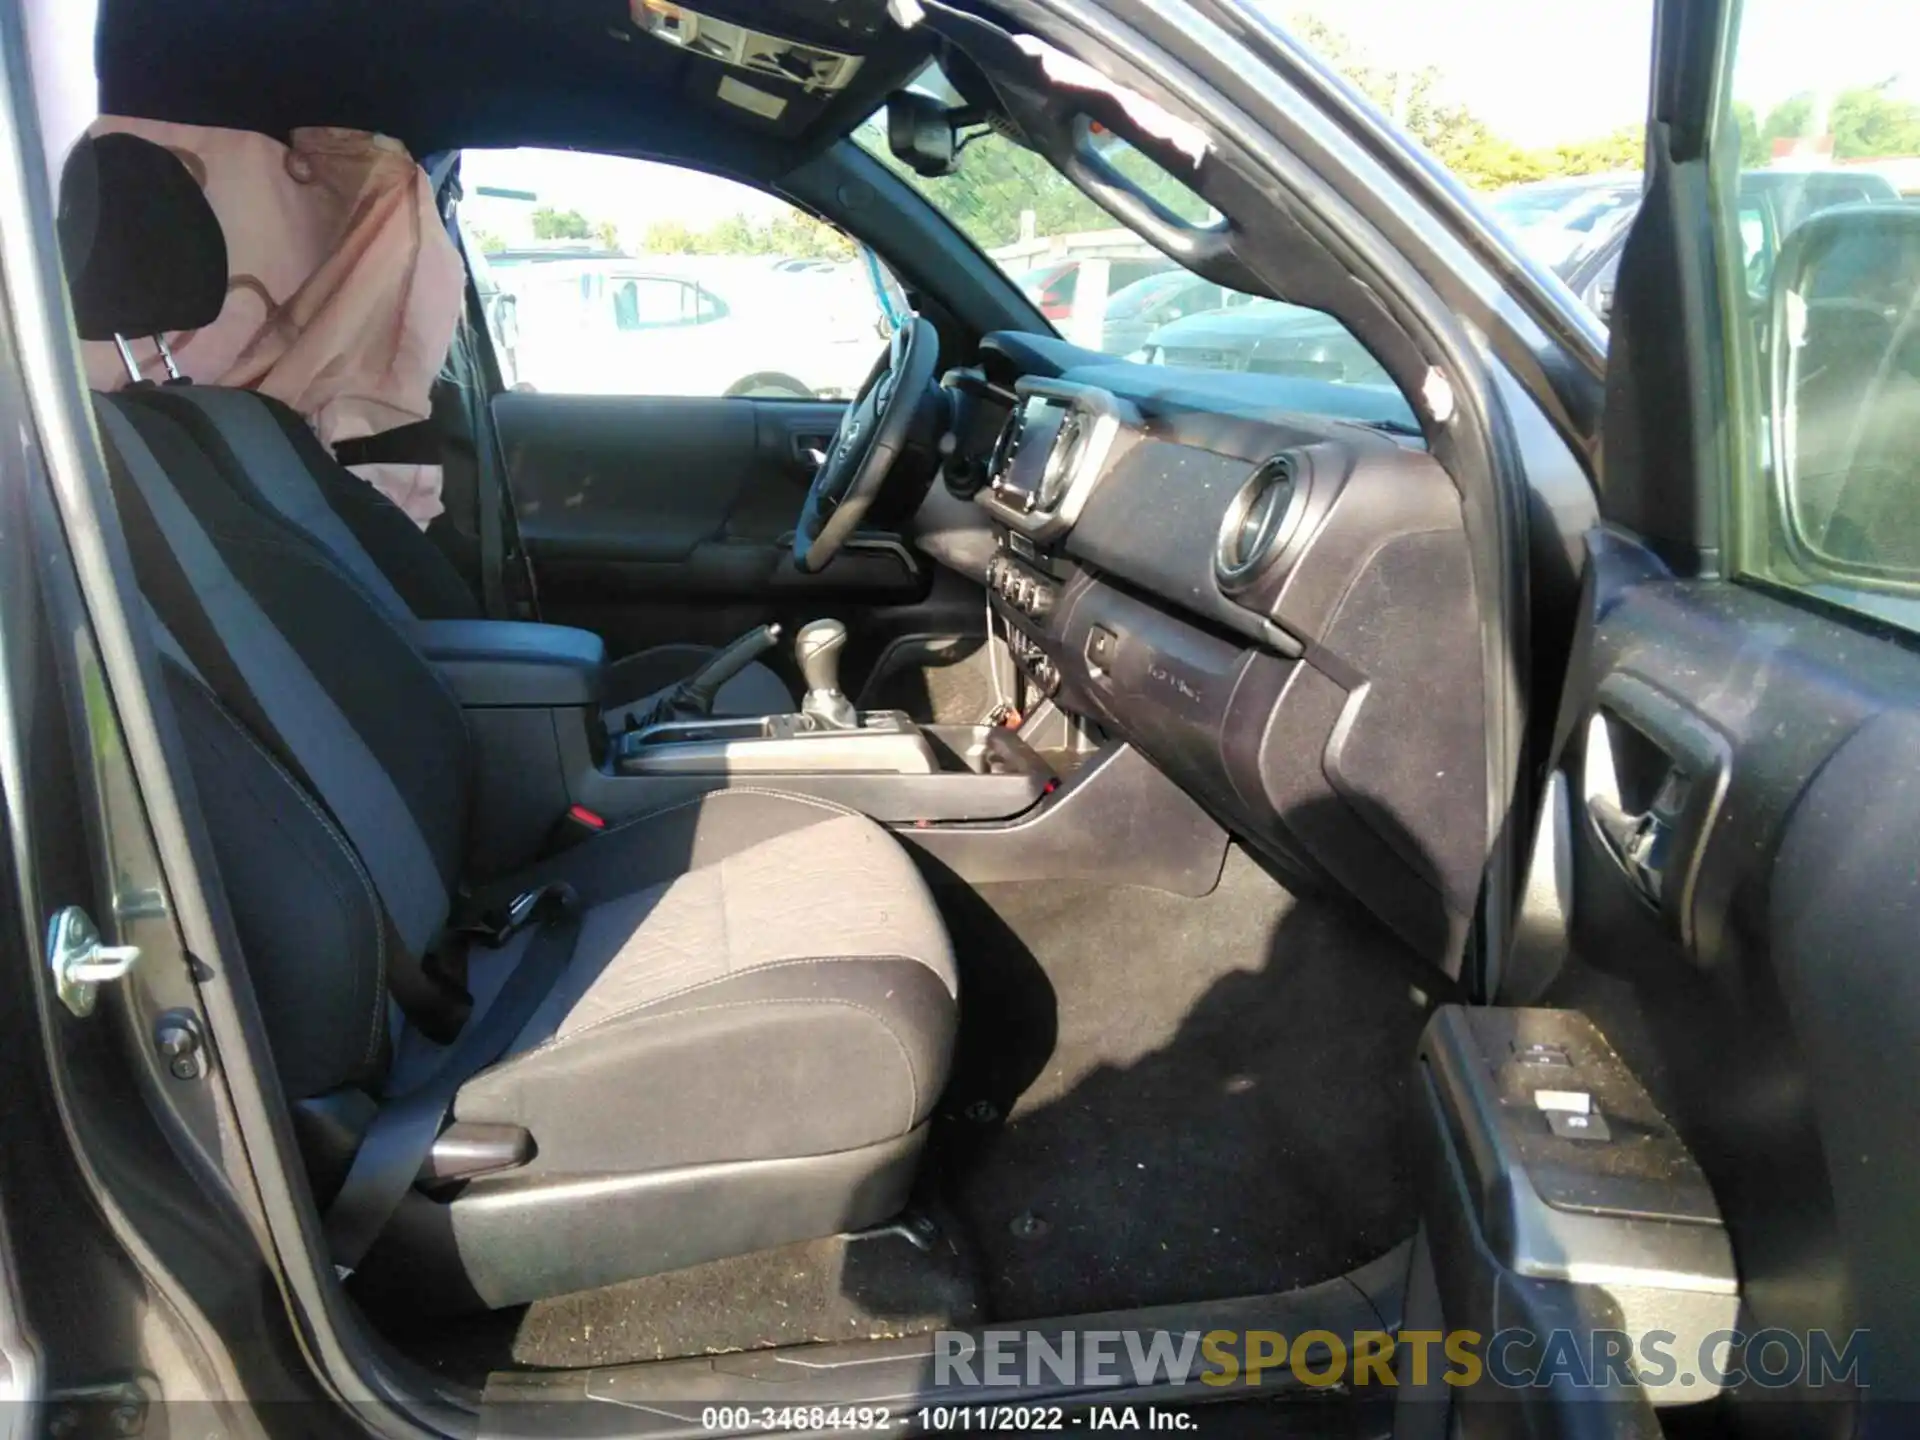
857, 104, 1408, 418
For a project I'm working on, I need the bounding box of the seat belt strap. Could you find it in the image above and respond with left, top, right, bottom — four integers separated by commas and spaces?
98, 402, 470, 1038
325, 884, 583, 1272
452, 311, 512, 623
99, 405, 449, 955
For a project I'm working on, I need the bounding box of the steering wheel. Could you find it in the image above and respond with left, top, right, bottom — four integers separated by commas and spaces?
792, 314, 939, 573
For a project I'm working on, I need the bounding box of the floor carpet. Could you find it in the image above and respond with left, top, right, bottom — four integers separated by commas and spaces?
927, 846, 1434, 1320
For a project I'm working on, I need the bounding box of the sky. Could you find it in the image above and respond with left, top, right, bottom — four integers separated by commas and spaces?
1274, 0, 1657, 147
462, 0, 1920, 235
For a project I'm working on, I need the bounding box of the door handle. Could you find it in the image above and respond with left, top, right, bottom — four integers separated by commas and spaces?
1581, 674, 1731, 942
1586, 790, 1673, 905
791, 433, 835, 466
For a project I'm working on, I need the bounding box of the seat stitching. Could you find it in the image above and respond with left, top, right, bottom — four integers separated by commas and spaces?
183, 670, 389, 1071
710, 787, 863, 817
492, 996, 920, 1133
518, 952, 936, 1057
715, 851, 735, 976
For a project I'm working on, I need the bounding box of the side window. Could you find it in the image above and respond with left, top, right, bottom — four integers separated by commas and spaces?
460, 148, 894, 400
1717, 5, 1920, 629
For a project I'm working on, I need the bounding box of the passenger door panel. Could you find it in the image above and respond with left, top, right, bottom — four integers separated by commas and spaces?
1408, 0, 1920, 1423
1556, 536, 1918, 1423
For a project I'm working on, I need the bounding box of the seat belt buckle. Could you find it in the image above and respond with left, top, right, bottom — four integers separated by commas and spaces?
542, 803, 606, 858
468, 881, 581, 948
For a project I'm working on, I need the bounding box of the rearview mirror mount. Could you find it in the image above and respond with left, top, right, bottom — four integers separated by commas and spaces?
886, 91, 960, 178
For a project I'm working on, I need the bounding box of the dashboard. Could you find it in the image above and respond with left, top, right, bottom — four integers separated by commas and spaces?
930, 331, 1487, 968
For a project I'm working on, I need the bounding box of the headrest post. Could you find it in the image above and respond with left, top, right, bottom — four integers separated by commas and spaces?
151, 335, 181, 380
111, 335, 141, 384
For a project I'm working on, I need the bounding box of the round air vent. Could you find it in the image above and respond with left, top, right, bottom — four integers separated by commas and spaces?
1216, 455, 1301, 588
1035, 408, 1086, 513
987, 405, 1025, 496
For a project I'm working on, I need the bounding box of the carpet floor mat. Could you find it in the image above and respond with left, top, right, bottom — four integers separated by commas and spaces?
928, 846, 1434, 1320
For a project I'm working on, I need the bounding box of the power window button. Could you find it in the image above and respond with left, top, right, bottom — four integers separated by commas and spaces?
1512, 1041, 1573, 1071
1546, 1109, 1613, 1142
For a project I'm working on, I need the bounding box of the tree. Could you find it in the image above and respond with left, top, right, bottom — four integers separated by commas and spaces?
1830, 81, 1920, 160
530, 207, 592, 240
1744, 83, 1920, 164
1285, 13, 1651, 189
641, 218, 698, 253
1760, 94, 1816, 157
468, 226, 507, 255
1731, 102, 1768, 168
635, 209, 858, 259
763, 210, 857, 260
593, 218, 622, 252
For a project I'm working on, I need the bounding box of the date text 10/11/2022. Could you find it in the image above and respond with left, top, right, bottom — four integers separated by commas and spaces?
696, 1407, 1198, 1431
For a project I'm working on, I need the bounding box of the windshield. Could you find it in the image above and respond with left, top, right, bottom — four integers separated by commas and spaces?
858, 105, 1408, 419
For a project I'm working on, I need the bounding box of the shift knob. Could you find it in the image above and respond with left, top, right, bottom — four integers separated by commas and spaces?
796, 619, 857, 729
796, 618, 848, 696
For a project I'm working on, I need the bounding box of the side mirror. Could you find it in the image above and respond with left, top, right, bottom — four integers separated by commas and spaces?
1769, 201, 1920, 578
887, 91, 960, 178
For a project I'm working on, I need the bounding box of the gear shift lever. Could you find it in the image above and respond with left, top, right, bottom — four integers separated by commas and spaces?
796, 619, 858, 730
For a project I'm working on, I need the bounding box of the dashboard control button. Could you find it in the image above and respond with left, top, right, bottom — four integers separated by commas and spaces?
1086, 625, 1116, 672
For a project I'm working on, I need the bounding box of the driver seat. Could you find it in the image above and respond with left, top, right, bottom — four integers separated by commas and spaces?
59, 131, 795, 722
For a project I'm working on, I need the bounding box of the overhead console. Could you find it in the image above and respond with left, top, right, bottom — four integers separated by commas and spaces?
954, 349, 1486, 970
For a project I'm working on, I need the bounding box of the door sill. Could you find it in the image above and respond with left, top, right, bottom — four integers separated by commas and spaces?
478, 1242, 1410, 1436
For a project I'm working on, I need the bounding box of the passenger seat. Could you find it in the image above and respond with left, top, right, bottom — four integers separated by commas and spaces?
60, 138, 958, 1312
59, 130, 795, 724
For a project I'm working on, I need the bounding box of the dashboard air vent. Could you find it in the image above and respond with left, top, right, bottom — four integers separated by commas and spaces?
987, 406, 1025, 499
1035, 408, 1086, 513
1216, 455, 1299, 588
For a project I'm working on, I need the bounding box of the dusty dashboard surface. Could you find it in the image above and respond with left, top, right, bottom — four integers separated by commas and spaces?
946, 333, 1486, 968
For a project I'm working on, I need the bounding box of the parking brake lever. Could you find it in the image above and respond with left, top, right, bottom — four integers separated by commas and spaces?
680, 623, 782, 713
625, 624, 782, 732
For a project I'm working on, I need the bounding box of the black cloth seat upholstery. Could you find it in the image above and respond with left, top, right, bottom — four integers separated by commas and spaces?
60, 130, 795, 725
67, 142, 956, 1310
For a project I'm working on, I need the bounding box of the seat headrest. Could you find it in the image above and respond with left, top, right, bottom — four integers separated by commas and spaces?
58, 132, 228, 343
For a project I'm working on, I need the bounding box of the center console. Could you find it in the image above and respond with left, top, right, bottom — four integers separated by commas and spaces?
615, 710, 938, 775
424, 609, 1230, 899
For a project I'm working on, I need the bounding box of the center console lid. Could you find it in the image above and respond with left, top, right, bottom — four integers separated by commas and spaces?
415, 620, 606, 709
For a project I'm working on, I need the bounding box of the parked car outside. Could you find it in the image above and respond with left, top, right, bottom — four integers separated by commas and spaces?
466, 241, 520, 387
1016, 255, 1172, 321
1485, 173, 1645, 274
1136, 296, 1396, 389
508, 255, 887, 398
1484, 168, 1905, 322
1098, 269, 1257, 357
